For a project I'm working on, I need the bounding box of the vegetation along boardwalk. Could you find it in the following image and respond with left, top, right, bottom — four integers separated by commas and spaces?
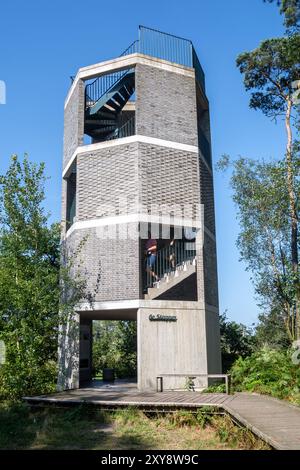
24, 389, 300, 450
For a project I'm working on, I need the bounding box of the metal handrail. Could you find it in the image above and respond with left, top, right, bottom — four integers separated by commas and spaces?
85, 68, 134, 110
156, 374, 232, 394
145, 239, 196, 290
120, 39, 139, 57
107, 115, 135, 140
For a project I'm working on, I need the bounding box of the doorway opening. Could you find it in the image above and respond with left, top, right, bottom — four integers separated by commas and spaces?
79, 318, 137, 389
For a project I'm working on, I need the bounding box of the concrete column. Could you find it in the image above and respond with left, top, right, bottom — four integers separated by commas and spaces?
79, 318, 93, 384
57, 312, 80, 391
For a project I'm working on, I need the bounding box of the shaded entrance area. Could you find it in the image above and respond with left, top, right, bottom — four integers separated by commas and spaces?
79, 311, 137, 388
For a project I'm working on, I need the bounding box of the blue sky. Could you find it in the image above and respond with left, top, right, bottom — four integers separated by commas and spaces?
0, 0, 286, 325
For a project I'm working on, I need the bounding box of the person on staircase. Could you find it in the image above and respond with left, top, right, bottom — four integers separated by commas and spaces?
145, 235, 159, 283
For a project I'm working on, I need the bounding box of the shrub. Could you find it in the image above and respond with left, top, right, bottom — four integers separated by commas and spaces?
231, 347, 300, 405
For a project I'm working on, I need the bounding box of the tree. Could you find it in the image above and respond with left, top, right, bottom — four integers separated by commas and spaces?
255, 308, 290, 348
218, 155, 299, 341
0, 155, 61, 399
264, 0, 300, 31
93, 321, 137, 378
219, 311, 255, 372
236, 32, 300, 338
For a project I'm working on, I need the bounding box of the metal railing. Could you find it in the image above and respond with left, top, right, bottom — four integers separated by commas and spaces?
144, 240, 196, 290
138, 25, 192, 68
120, 39, 139, 57
85, 68, 134, 110
156, 374, 232, 394
192, 47, 206, 92
121, 27, 206, 92
85, 26, 206, 108
107, 115, 135, 140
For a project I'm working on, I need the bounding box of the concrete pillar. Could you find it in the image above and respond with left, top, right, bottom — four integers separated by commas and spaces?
57, 312, 80, 391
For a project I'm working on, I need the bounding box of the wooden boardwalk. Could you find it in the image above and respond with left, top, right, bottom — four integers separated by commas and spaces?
23, 386, 300, 450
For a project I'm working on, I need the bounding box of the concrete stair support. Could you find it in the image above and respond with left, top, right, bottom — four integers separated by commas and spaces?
145, 259, 196, 300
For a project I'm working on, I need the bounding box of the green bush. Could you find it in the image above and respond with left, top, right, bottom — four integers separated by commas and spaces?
0, 359, 57, 401
231, 347, 300, 405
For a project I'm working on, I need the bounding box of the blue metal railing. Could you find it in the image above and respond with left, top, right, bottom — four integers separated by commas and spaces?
123, 26, 206, 92
138, 26, 192, 68
120, 39, 139, 57
85, 26, 206, 108
85, 68, 134, 110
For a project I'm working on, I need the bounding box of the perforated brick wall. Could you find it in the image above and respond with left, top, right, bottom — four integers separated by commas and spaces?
138, 142, 200, 219
136, 63, 198, 146
77, 142, 139, 220
65, 224, 140, 302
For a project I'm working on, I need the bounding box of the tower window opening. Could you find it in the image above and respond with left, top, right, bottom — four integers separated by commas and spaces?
66, 164, 77, 230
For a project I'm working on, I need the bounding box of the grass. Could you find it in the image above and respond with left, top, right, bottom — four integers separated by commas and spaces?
0, 402, 270, 450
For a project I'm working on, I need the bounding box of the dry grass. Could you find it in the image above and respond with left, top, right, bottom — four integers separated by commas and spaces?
0, 403, 270, 450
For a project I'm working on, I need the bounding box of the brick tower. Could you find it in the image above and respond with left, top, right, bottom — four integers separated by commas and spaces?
58, 26, 221, 391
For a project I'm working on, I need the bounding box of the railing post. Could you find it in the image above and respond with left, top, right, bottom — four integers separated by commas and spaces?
226, 374, 231, 395
157, 376, 163, 392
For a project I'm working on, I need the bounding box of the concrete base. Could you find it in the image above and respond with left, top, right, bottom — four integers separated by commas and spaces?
57, 301, 221, 393
137, 305, 221, 391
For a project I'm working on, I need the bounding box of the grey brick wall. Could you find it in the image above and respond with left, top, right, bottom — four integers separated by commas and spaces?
76, 141, 200, 222
63, 79, 85, 169
135, 64, 198, 146
77, 143, 139, 220
138, 142, 200, 218
66, 225, 140, 302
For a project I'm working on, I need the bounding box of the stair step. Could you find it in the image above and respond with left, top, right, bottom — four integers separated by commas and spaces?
145, 261, 196, 300
91, 126, 116, 135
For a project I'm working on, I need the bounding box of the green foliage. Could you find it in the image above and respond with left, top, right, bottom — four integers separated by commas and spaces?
264, 0, 300, 31
231, 347, 300, 405
219, 311, 255, 371
255, 308, 291, 348
217, 155, 300, 342
93, 320, 137, 378
0, 155, 61, 400
237, 35, 300, 118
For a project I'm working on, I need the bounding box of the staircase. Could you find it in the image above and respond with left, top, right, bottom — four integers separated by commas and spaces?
144, 241, 197, 300
85, 68, 135, 142
145, 258, 196, 300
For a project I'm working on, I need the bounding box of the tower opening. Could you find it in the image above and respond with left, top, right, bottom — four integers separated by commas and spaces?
84, 68, 136, 144
65, 162, 77, 230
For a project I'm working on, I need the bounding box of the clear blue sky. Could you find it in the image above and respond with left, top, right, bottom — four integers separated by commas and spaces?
0, 0, 286, 326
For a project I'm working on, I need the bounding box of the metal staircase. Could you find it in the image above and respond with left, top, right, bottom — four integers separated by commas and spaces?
85, 68, 135, 142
